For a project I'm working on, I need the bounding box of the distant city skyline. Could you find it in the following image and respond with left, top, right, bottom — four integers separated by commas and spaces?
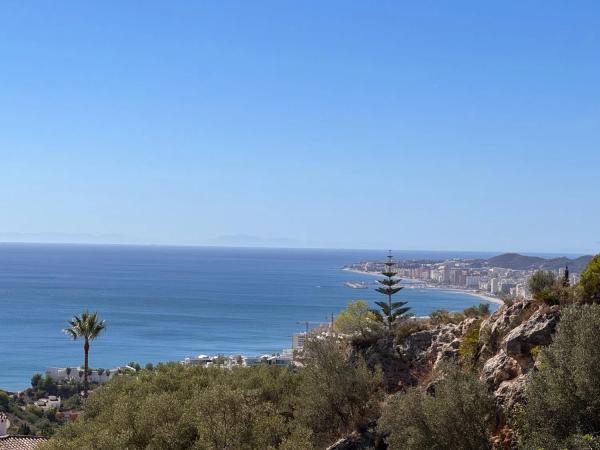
1, 2, 599, 254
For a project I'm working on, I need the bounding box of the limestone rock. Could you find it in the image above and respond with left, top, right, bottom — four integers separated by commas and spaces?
494, 374, 528, 410
503, 306, 560, 358
482, 351, 520, 389
479, 299, 533, 357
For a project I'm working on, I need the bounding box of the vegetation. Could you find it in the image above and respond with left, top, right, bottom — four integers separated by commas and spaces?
516, 304, 600, 449
527, 270, 556, 299
580, 254, 600, 303
371, 253, 410, 331
41, 337, 380, 450
458, 319, 481, 366
378, 363, 494, 450
334, 300, 382, 343
430, 303, 491, 326
63, 311, 106, 398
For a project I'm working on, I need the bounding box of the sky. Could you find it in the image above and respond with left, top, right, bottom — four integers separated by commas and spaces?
0, 1, 599, 254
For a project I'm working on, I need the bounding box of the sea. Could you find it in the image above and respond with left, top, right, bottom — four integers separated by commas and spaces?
0, 244, 502, 392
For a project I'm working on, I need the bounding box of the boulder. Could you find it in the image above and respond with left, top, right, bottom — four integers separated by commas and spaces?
494, 374, 528, 410
503, 306, 560, 358
482, 351, 520, 389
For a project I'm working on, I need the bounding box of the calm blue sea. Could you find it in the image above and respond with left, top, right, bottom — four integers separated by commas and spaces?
0, 244, 500, 391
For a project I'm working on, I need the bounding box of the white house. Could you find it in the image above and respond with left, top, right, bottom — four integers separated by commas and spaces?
35, 395, 61, 411
45, 366, 119, 384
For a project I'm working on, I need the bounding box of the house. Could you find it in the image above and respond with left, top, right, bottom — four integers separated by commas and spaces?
0, 413, 47, 449
45, 366, 120, 384
34, 396, 61, 411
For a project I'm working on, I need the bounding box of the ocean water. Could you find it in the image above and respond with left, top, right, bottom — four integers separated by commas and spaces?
0, 244, 498, 391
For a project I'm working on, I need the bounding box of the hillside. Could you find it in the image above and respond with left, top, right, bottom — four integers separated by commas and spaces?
486, 252, 593, 272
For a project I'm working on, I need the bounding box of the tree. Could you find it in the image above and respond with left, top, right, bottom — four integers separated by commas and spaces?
378, 363, 494, 450
64, 310, 106, 398
31, 373, 43, 388
517, 304, 600, 449
371, 252, 410, 331
580, 254, 600, 303
295, 337, 382, 448
0, 391, 9, 412
563, 265, 570, 287
334, 300, 382, 341
528, 270, 556, 299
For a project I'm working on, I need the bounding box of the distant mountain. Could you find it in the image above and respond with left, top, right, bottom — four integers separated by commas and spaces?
486, 253, 593, 272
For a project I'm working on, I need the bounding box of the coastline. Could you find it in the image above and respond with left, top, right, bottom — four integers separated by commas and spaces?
342, 267, 504, 306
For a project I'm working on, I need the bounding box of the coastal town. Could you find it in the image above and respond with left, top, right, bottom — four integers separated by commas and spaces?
344, 252, 589, 301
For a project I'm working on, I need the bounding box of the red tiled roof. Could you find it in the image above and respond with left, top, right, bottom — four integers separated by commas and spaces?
0, 435, 47, 450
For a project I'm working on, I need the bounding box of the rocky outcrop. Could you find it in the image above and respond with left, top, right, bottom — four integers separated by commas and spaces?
494, 375, 528, 410
479, 303, 560, 410
351, 335, 414, 391
503, 306, 560, 358
479, 299, 534, 359
399, 319, 478, 371
482, 351, 521, 388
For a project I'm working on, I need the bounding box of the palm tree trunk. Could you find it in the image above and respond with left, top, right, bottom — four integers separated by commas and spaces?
83, 339, 89, 398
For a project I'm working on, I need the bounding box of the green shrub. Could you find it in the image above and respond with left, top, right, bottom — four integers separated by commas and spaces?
581, 254, 600, 303
459, 319, 481, 366
517, 304, 600, 449
528, 270, 556, 299
378, 363, 494, 450
463, 303, 491, 318
334, 300, 383, 344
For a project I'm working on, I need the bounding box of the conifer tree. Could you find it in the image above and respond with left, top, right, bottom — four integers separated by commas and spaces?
370, 251, 410, 331
563, 265, 570, 287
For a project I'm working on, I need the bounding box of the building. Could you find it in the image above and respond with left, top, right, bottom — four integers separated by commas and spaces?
0, 413, 48, 449
35, 396, 61, 411
466, 276, 480, 288
292, 332, 307, 350
490, 278, 500, 294
45, 366, 119, 384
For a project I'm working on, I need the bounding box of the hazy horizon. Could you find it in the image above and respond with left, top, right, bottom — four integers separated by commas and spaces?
2, 2, 599, 255
0, 237, 591, 258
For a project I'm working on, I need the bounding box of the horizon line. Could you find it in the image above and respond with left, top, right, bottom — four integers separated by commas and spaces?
0, 240, 592, 258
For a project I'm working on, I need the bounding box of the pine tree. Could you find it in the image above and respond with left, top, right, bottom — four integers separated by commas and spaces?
563, 265, 570, 287
370, 251, 410, 331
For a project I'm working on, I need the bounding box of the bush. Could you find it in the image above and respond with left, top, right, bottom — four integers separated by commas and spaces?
429, 309, 463, 325
463, 303, 491, 318
517, 305, 600, 449
41, 341, 380, 450
580, 254, 600, 303
528, 270, 556, 299
393, 318, 428, 344
295, 337, 382, 448
459, 319, 481, 366
334, 300, 383, 344
378, 363, 494, 450
0, 391, 9, 412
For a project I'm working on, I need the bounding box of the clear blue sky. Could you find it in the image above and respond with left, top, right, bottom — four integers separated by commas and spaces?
1, 1, 598, 254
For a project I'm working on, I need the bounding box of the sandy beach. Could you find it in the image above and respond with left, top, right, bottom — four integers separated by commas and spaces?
342, 267, 504, 306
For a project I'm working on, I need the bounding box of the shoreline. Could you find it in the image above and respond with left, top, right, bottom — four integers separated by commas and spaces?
342, 267, 504, 306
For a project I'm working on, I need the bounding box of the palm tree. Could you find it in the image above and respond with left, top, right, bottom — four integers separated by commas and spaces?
371, 251, 410, 331
64, 310, 106, 398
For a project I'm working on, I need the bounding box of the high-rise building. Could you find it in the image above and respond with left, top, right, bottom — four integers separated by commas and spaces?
490, 278, 499, 294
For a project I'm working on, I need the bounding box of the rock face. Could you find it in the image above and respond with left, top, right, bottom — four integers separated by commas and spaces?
503, 306, 560, 358
479, 302, 560, 410
479, 299, 534, 358
399, 319, 478, 371
482, 351, 521, 388
352, 335, 414, 390
494, 375, 528, 411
